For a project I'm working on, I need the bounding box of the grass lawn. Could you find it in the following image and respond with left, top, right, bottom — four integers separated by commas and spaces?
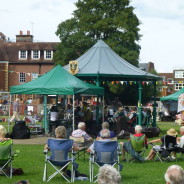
0, 119, 184, 184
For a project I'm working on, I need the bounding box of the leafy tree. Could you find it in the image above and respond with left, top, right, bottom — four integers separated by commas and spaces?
54, 0, 141, 66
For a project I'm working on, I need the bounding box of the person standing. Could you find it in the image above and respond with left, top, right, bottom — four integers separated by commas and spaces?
10, 98, 20, 123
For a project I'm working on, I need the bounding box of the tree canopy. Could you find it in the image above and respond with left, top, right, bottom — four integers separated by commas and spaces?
54, 0, 141, 66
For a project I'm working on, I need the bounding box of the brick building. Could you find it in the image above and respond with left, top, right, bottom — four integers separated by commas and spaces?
0, 31, 58, 101
159, 70, 184, 97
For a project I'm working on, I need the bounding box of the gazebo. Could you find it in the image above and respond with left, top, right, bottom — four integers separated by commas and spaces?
10, 65, 104, 132
64, 40, 161, 126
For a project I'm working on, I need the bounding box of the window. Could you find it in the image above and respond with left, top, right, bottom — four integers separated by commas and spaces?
167, 78, 173, 84
31, 50, 40, 59
44, 50, 53, 59
19, 72, 26, 83
19, 50, 27, 59
175, 82, 184, 90
175, 71, 184, 78
31, 73, 38, 80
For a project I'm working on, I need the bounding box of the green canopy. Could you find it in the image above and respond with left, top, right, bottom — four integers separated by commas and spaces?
64, 40, 161, 81
160, 88, 184, 101
10, 65, 104, 95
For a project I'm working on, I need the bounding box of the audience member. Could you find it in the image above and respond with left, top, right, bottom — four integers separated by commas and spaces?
164, 165, 184, 184
97, 164, 121, 184
49, 105, 59, 134
87, 129, 111, 153
72, 122, 93, 142
10, 98, 20, 123
120, 125, 147, 161
0, 125, 10, 141
44, 126, 78, 151
97, 122, 116, 139
145, 128, 178, 160
177, 126, 184, 148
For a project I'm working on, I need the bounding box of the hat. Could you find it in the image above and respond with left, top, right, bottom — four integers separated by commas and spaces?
118, 107, 123, 111
167, 128, 178, 136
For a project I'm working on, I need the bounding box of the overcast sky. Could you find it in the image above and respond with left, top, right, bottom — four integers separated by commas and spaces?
1, 0, 184, 73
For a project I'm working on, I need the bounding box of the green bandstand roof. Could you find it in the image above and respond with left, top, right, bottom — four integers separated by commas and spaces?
64, 40, 161, 81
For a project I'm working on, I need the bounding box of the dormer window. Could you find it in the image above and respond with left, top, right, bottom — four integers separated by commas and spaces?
31, 50, 40, 59
175, 71, 184, 78
19, 50, 27, 59
44, 50, 53, 59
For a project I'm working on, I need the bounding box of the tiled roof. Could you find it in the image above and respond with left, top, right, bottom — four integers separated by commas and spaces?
0, 42, 58, 62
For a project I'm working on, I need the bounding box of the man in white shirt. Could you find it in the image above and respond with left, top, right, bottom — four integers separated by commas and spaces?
177, 126, 184, 148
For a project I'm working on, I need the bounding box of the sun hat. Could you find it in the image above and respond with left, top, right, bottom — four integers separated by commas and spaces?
167, 128, 178, 136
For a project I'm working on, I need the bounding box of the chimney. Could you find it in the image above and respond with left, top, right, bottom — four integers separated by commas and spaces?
16, 30, 33, 42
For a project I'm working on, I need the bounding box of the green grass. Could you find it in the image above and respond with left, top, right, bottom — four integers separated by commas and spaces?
0, 120, 184, 184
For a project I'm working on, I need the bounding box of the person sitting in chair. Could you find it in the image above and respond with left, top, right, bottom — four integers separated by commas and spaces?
177, 126, 184, 148
120, 125, 147, 162
71, 122, 93, 143
145, 128, 178, 160
0, 125, 10, 141
87, 129, 111, 153
45, 126, 78, 151
96, 122, 116, 140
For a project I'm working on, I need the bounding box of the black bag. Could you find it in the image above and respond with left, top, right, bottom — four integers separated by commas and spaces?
10, 121, 30, 139
160, 149, 170, 158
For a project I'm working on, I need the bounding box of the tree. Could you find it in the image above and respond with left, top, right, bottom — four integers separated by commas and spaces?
54, 0, 141, 66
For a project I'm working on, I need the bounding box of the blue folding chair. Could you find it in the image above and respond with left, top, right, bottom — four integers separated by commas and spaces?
89, 140, 122, 182
43, 139, 76, 183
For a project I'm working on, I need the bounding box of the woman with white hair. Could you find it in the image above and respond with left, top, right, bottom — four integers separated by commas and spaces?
97, 164, 121, 184
165, 165, 184, 184
0, 125, 10, 141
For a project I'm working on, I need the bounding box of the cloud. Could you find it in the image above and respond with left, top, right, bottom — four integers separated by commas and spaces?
132, 0, 184, 20
0, 9, 10, 13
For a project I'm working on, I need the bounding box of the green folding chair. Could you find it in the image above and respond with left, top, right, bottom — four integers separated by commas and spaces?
0, 139, 13, 178
126, 134, 146, 163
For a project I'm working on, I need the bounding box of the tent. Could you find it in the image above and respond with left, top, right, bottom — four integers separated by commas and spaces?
10, 65, 104, 132
64, 40, 161, 126
160, 88, 184, 101
10, 65, 104, 95
64, 40, 160, 81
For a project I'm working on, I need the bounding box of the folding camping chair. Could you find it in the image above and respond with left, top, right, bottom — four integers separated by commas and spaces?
125, 134, 147, 163
0, 139, 14, 178
89, 140, 122, 182
150, 135, 177, 163
43, 139, 76, 183
70, 136, 89, 161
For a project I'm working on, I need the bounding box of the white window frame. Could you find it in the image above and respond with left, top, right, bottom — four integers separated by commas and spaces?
19, 50, 27, 59
175, 71, 184, 78
19, 72, 26, 83
31, 50, 40, 59
175, 83, 184, 90
167, 78, 173, 84
44, 50, 53, 59
31, 73, 38, 80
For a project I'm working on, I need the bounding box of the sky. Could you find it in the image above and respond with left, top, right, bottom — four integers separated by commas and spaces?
1, 0, 184, 73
